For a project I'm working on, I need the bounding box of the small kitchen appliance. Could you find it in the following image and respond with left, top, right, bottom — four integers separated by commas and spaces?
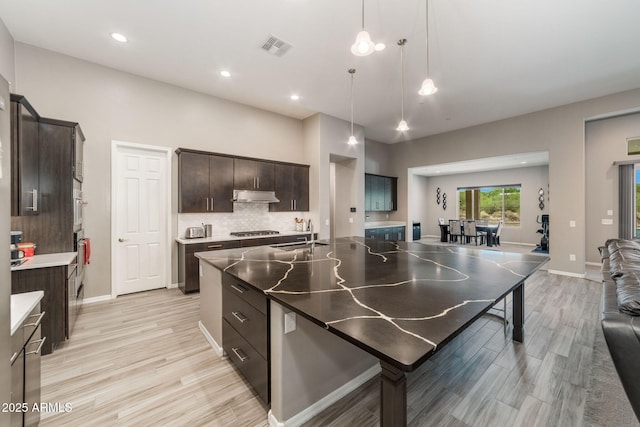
185, 226, 205, 239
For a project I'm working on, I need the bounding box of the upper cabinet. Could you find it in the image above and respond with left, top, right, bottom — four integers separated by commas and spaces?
176, 148, 310, 213
177, 150, 234, 213
365, 173, 397, 212
233, 158, 274, 191
10, 94, 40, 216
270, 163, 309, 212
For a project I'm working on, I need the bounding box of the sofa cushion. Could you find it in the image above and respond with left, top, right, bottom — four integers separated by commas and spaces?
608, 239, 640, 278
615, 271, 640, 316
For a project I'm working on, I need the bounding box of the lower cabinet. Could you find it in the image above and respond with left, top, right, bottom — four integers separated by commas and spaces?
179, 234, 313, 294
12, 265, 71, 355
11, 302, 44, 427
222, 273, 270, 404
364, 226, 406, 242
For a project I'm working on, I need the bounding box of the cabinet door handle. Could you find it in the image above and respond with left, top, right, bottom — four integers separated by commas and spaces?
210, 198, 214, 211
206, 198, 210, 211
25, 337, 46, 355
294, 199, 297, 210
24, 311, 46, 328
230, 284, 246, 294
232, 311, 248, 323
290, 200, 293, 210
256, 176, 260, 188
207, 244, 222, 249
231, 347, 248, 362
26, 189, 38, 211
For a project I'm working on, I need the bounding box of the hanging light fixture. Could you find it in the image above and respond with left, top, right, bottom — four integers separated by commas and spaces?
418, 0, 438, 96
347, 68, 358, 145
351, 0, 376, 56
396, 39, 409, 132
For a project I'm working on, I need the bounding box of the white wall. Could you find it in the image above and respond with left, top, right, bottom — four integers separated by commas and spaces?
14, 43, 307, 298
585, 113, 640, 263
415, 166, 549, 245
389, 89, 640, 276
305, 113, 364, 240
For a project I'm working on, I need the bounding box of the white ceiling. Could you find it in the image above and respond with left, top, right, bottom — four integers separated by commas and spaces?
411, 151, 549, 176
1, 1, 640, 144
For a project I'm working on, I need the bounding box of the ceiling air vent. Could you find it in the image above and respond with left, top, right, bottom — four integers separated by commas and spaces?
261, 35, 292, 57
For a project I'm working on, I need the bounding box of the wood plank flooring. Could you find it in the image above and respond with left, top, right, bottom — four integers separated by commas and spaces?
40, 270, 613, 426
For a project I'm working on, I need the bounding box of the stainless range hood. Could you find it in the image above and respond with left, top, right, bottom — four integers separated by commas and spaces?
233, 189, 280, 203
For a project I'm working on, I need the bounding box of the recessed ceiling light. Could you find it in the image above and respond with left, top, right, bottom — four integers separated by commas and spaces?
290, 94, 300, 101
220, 70, 231, 78
520, 161, 528, 164
111, 33, 128, 43
374, 43, 386, 51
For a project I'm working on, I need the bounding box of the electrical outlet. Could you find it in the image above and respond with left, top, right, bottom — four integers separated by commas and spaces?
607, 210, 613, 216
199, 265, 203, 277
325, 219, 329, 226
569, 220, 576, 228
348, 217, 353, 223
569, 254, 576, 261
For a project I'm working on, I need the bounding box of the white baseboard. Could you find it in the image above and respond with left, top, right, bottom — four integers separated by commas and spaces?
80, 294, 113, 305
267, 364, 380, 427
585, 261, 601, 267
547, 269, 587, 279
198, 321, 225, 358
167, 282, 178, 289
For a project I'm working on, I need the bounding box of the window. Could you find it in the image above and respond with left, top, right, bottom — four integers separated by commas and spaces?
458, 185, 521, 226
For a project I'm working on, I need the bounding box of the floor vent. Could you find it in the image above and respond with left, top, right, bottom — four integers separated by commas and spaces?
260, 35, 292, 57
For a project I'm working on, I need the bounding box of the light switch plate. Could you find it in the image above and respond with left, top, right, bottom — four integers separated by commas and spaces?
284, 312, 296, 334
199, 265, 203, 277
602, 218, 614, 225
569, 220, 576, 228
607, 210, 613, 216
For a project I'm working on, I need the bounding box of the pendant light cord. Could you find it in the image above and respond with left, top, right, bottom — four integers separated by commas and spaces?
349, 69, 355, 135
425, 0, 430, 75
361, 0, 365, 30
399, 40, 406, 121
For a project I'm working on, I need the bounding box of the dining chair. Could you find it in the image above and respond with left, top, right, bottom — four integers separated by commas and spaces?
463, 220, 486, 246
494, 220, 504, 246
449, 220, 462, 243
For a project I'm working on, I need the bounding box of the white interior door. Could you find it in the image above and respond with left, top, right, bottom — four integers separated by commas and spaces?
113, 143, 169, 295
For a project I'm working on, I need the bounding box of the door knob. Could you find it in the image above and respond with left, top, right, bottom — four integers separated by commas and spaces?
118, 238, 126, 242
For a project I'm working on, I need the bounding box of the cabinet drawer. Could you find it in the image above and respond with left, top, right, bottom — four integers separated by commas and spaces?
223, 287, 267, 358
186, 240, 241, 254
278, 234, 311, 244
223, 320, 269, 404
223, 274, 268, 315
240, 237, 280, 247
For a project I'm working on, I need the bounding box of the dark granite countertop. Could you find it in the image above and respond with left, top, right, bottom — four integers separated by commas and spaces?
196, 237, 548, 371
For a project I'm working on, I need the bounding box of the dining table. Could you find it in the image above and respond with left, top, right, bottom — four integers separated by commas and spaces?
476, 223, 499, 247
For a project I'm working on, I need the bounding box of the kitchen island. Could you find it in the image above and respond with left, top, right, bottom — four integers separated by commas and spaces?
197, 237, 548, 426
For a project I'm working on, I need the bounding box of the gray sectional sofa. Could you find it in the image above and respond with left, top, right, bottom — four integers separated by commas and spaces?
599, 238, 640, 420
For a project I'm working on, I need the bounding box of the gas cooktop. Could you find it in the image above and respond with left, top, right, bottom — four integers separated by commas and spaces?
229, 230, 280, 237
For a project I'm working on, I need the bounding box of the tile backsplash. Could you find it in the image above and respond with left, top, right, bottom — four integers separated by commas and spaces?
178, 203, 308, 237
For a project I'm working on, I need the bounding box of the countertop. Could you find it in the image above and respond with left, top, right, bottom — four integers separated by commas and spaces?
11, 291, 44, 335
196, 237, 548, 371
11, 252, 77, 272
176, 230, 314, 245
364, 221, 407, 229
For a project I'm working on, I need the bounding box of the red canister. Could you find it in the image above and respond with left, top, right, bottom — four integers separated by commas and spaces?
17, 242, 36, 257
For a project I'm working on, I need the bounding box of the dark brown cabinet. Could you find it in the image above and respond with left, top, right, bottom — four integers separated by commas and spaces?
177, 150, 234, 213
178, 240, 241, 293
222, 273, 270, 404
12, 265, 72, 355
10, 94, 40, 217
270, 163, 310, 212
365, 173, 397, 212
178, 233, 313, 294
365, 226, 405, 241
233, 158, 274, 191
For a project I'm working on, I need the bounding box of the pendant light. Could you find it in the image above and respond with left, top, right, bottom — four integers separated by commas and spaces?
351, 0, 375, 56
347, 68, 358, 145
418, 0, 438, 96
396, 39, 409, 132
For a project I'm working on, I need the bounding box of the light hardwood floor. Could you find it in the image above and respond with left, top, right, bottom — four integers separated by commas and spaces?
41, 268, 606, 426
